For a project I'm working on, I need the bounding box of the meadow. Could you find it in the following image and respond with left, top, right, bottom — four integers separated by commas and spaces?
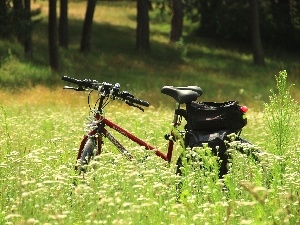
0, 71, 299, 225
0, 1, 300, 224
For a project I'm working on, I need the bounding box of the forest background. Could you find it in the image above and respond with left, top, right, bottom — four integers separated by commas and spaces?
0, 0, 299, 107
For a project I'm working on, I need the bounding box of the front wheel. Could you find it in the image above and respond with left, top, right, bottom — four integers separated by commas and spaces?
80, 137, 97, 166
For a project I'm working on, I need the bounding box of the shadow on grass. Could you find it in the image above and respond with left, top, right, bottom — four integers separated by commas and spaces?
30, 17, 184, 73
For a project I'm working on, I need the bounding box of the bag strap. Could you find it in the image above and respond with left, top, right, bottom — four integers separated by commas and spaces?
175, 109, 187, 118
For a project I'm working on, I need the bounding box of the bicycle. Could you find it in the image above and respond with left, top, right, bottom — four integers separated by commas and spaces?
62, 76, 260, 177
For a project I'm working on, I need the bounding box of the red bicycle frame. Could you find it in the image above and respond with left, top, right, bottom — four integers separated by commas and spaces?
76, 105, 183, 165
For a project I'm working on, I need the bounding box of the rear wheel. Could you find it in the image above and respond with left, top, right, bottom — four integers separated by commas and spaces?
232, 137, 261, 162
176, 136, 261, 178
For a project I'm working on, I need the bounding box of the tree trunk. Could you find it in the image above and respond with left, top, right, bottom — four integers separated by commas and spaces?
59, 0, 68, 48
24, 0, 33, 59
250, 0, 265, 66
12, 0, 24, 42
136, 0, 150, 51
170, 0, 183, 42
198, 0, 219, 37
80, 0, 97, 52
0, 1, 7, 24
270, 0, 294, 49
49, 0, 59, 70
0, 1, 10, 38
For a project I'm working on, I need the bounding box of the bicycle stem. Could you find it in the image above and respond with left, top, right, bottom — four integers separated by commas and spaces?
97, 94, 106, 112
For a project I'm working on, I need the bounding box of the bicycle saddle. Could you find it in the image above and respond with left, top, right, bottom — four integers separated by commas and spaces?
161, 86, 203, 104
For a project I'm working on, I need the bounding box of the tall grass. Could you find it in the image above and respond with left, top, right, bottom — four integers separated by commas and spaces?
0, 71, 299, 224
264, 70, 299, 156
0, 104, 11, 157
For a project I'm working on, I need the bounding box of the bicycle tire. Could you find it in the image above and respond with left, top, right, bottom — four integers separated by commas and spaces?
80, 137, 97, 166
175, 137, 261, 178
233, 137, 261, 162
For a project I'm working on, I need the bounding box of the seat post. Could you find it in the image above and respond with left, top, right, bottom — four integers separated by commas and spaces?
172, 102, 181, 125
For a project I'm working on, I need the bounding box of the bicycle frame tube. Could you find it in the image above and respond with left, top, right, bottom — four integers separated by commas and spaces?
77, 101, 182, 164
76, 119, 175, 163
102, 118, 175, 162
101, 128, 133, 160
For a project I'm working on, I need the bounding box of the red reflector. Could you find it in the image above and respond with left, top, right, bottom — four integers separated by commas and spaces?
240, 106, 248, 113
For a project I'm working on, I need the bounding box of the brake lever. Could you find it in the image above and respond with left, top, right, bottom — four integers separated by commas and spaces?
125, 101, 144, 112
63, 86, 76, 90
63, 86, 87, 91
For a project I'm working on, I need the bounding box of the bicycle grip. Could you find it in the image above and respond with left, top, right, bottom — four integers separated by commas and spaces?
126, 96, 150, 107
62, 76, 81, 85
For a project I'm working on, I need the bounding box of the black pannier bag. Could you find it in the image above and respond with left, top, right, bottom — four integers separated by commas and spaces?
185, 101, 247, 131
176, 130, 232, 178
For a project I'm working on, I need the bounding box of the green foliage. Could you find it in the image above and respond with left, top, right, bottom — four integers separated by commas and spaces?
0, 105, 11, 158
150, 0, 172, 23
175, 38, 188, 59
264, 70, 299, 156
262, 71, 299, 210
0, 52, 57, 88
0, 0, 35, 39
223, 132, 299, 224
184, 0, 300, 50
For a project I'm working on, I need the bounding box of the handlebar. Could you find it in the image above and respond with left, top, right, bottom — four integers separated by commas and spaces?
62, 76, 150, 108
62, 76, 99, 90
126, 96, 150, 107
62, 76, 81, 84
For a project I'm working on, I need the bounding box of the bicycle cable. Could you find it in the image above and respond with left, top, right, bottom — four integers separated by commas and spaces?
88, 90, 94, 111
101, 97, 110, 109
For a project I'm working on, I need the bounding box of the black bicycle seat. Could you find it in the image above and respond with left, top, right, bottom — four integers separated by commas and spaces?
161, 86, 203, 104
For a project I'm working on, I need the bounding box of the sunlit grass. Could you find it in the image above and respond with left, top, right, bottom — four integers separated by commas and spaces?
0, 81, 299, 224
